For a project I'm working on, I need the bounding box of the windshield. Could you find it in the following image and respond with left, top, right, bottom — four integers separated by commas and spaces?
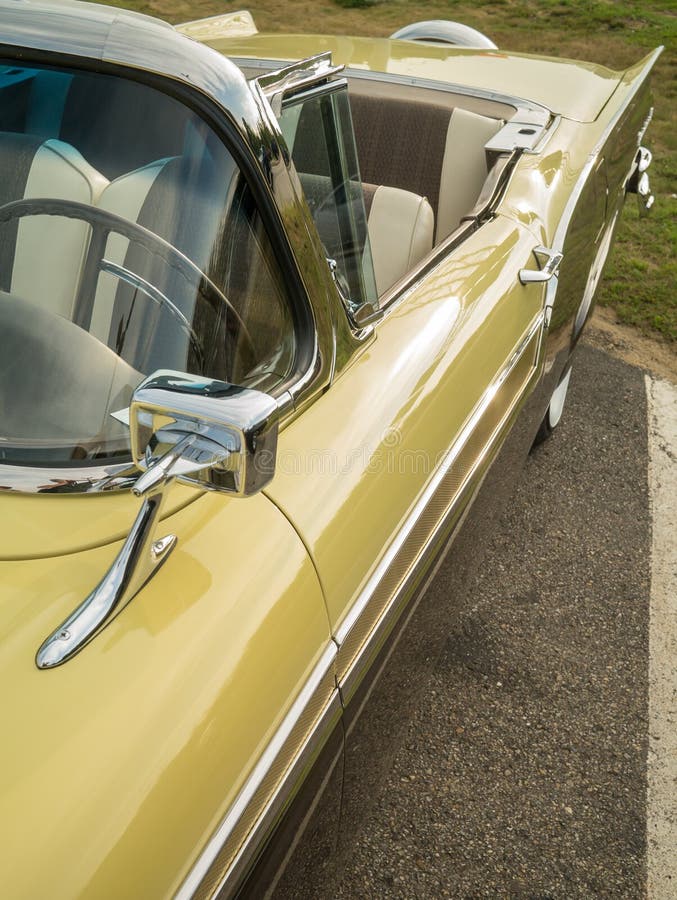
0, 62, 296, 466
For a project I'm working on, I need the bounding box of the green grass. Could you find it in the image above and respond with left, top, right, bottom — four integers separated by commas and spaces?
94, 0, 676, 342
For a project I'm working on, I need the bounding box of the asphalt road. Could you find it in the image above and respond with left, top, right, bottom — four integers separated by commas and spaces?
280, 341, 675, 899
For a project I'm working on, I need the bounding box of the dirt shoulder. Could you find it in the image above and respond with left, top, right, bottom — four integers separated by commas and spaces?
586, 307, 676, 384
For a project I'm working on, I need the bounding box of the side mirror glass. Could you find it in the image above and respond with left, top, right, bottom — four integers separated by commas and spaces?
130, 370, 279, 496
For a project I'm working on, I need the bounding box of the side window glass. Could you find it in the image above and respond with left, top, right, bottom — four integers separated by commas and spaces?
278, 85, 378, 309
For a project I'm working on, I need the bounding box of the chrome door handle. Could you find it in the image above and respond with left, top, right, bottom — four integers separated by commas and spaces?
519, 246, 563, 285
35, 447, 183, 669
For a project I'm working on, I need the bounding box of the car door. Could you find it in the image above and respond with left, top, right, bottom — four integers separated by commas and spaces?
263, 73, 552, 704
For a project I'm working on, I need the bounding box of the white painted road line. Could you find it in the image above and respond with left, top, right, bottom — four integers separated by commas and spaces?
646, 375, 677, 900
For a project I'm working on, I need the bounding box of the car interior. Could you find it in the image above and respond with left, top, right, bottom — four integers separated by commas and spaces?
0, 62, 513, 313
0, 59, 513, 460
268, 67, 516, 299
346, 81, 507, 294
274, 72, 513, 303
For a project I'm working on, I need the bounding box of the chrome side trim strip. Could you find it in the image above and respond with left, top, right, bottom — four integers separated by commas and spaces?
342, 465, 488, 735
176, 641, 338, 900
0, 461, 138, 494
210, 692, 342, 900
637, 106, 654, 146
335, 312, 543, 687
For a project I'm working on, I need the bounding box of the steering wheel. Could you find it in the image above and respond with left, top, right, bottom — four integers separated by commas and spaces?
0, 198, 256, 372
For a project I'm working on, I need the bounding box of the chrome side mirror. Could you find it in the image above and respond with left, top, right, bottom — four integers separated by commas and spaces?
36, 371, 279, 669
130, 370, 279, 496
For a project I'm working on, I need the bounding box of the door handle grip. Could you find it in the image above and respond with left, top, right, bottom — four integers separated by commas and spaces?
519, 246, 564, 285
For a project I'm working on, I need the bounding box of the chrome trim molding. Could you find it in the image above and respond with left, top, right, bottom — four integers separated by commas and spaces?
247, 55, 379, 366
255, 52, 344, 116
637, 106, 654, 146
176, 642, 338, 900
0, 461, 138, 494
342, 466, 487, 736
335, 313, 544, 697
235, 56, 550, 119
485, 116, 553, 154
345, 67, 549, 121
208, 692, 342, 900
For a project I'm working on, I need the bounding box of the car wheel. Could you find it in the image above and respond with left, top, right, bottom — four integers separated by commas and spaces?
533, 365, 572, 446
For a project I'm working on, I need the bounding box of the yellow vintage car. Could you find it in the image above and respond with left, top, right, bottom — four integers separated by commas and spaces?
0, 2, 660, 897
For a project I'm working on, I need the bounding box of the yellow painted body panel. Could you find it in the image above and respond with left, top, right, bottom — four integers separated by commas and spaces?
0, 483, 200, 560
497, 50, 656, 356
266, 214, 543, 636
206, 32, 621, 122
0, 491, 330, 899
498, 53, 655, 246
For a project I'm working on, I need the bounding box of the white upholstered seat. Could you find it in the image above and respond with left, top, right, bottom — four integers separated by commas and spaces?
366, 185, 434, 296
90, 157, 172, 343
0, 135, 108, 318
349, 93, 502, 248
436, 108, 502, 243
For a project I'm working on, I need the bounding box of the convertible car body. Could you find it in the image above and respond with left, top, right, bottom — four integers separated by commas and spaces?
0, 2, 660, 897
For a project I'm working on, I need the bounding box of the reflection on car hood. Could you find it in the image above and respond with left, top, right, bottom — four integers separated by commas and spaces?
209, 32, 622, 124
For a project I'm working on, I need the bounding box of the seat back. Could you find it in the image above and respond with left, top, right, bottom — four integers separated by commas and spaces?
350, 94, 451, 220
364, 184, 434, 295
349, 93, 502, 245
436, 107, 503, 242
6, 68, 192, 180
0, 133, 108, 318
90, 157, 172, 346
93, 151, 239, 377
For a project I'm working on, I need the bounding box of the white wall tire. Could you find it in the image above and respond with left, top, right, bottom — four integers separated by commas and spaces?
533, 366, 572, 446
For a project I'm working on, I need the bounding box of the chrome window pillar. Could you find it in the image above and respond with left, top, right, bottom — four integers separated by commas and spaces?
250, 54, 379, 376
